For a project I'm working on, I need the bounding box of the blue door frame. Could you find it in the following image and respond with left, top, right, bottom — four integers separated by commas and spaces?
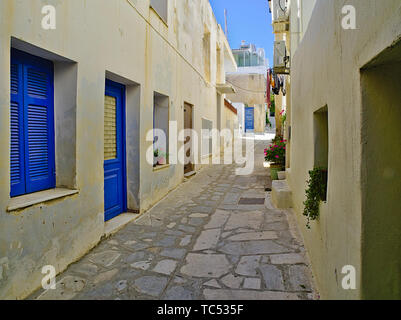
104, 79, 127, 221
245, 106, 255, 132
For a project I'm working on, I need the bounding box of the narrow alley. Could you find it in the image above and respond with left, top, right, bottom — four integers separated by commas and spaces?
31, 138, 316, 300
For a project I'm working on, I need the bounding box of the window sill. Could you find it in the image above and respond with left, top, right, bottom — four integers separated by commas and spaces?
153, 164, 170, 172
7, 188, 79, 212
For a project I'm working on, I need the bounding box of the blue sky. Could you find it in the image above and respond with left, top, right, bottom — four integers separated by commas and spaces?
209, 0, 273, 67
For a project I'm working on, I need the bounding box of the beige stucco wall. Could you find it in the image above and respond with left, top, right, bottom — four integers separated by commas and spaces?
288, 0, 401, 299
253, 104, 266, 133
0, 0, 235, 299
222, 103, 238, 145
225, 73, 266, 105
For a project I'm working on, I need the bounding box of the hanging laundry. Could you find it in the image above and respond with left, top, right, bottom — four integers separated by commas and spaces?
280, 75, 287, 96
272, 71, 280, 95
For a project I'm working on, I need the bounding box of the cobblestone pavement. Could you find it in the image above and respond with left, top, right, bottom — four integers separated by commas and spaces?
31, 138, 317, 300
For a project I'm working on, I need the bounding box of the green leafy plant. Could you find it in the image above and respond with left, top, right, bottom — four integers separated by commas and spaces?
280, 109, 286, 126
266, 112, 272, 128
272, 134, 284, 145
269, 95, 275, 116
303, 167, 328, 229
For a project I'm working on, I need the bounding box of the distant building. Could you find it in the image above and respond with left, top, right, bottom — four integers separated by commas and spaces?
227, 42, 268, 134
232, 41, 268, 68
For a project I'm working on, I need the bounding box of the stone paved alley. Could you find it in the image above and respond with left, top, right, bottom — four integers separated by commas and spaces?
31, 138, 316, 300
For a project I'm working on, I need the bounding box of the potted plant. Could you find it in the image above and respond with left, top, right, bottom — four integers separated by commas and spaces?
158, 148, 167, 165
264, 137, 286, 180
153, 149, 159, 167
303, 167, 328, 229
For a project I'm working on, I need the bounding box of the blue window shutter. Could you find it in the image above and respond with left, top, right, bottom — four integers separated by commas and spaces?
10, 61, 26, 197
10, 49, 55, 197
23, 59, 55, 194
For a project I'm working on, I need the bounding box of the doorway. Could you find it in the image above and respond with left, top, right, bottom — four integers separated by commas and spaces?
184, 102, 194, 174
104, 79, 127, 221
360, 43, 401, 298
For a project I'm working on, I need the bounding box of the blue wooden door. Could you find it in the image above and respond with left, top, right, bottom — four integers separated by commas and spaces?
245, 106, 254, 132
104, 80, 126, 221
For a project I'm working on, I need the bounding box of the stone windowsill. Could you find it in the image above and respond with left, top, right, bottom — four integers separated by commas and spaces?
153, 164, 170, 172
7, 188, 79, 212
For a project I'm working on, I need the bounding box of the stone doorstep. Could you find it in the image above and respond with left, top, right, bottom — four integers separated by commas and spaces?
271, 180, 293, 209
104, 212, 140, 238
184, 171, 196, 178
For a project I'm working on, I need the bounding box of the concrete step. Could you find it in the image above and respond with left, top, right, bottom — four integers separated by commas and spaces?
271, 180, 293, 209
184, 171, 196, 178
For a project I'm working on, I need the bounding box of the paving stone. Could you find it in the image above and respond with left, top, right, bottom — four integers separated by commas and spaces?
125, 251, 148, 264
221, 274, 243, 289
130, 261, 152, 271
165, 230, 184, 236
178, 225, 196, 233
259, 265, 285, 291
235, 256, 261, 276
125, 242, 150, 251
270, 253, 305, 265
164, 286, 194, 300
204, 210, 230, 229
153, 260, 177, 275
203, 279, 221, 288
191, 206, 214, 214
189, 218, 205, 226
221, 232, 232, 238
181, 254, 231, 278
89, 251, 121, 267
160, 248, 186, 259
288, 265, 312, 292
179, 235, 192, 246
174, 276, 187, 284
243, 278, 261, 290
264, 221, 289, 231
94, 269, 119, 284
222, 193, 241, 205
189, 213, 209, 218
124, 240, 137, 246
116, 280, 128, 292
203, 289, 299, 300
133, 276, 168, 297
228, 231, 278, 241
224, 211, 263, 230
71, 263, 98, 277
193, 229, 221, 251
219, 240, 292, 255
155, 236, 177, 247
